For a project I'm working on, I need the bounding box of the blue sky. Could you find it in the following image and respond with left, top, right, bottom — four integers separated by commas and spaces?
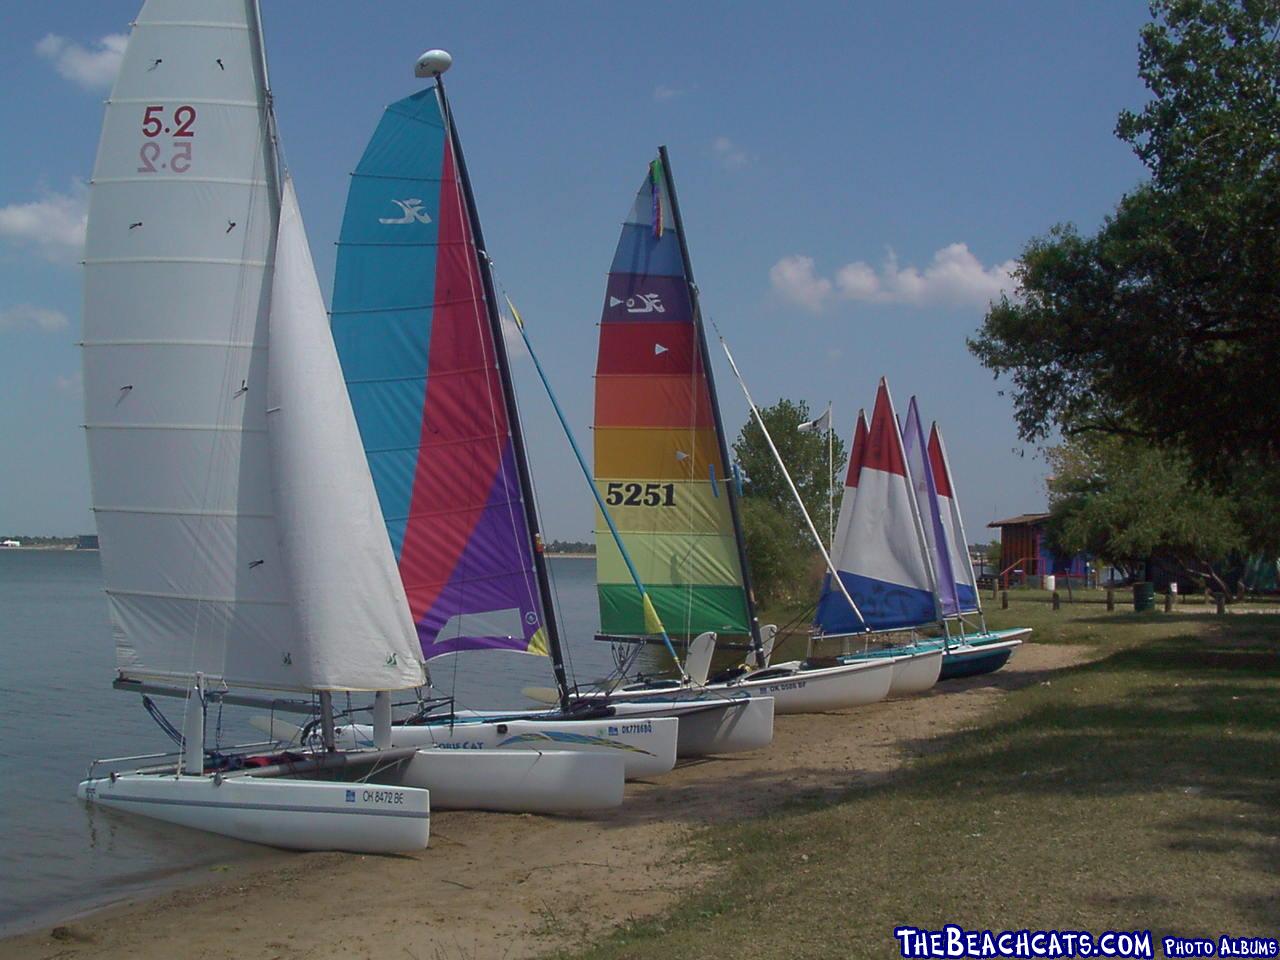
0, 1, 1152, 538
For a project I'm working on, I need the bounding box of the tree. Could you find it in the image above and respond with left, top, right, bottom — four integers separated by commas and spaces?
1044, 433, 1245, 591
731, 399, 847, 544
969, 0, 1280, 542
739, 498, 818, 609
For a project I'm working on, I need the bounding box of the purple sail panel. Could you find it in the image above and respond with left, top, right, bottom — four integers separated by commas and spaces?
420, 444, 546, 657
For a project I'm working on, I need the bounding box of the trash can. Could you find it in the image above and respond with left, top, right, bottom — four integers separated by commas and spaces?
1132, 582, 1155, 612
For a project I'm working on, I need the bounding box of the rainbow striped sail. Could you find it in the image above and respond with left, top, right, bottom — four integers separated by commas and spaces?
332, 88, 547, 659
593, 157, 751, 637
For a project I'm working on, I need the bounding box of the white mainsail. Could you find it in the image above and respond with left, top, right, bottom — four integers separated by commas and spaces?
84, 0, 420, 692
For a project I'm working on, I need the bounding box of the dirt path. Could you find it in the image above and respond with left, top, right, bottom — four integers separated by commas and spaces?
1, 643, 1092, 960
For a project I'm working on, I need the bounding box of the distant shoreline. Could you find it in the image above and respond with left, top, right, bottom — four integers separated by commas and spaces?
0, 545, 97, 552
547, 552, 594, 559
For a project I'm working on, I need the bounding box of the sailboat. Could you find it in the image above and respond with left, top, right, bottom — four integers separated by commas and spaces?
325, 57, 769, 767
570, 149, 895, 715
816, 381, 945, 697
921, 420, 1029, 679
75, 0, 431, 850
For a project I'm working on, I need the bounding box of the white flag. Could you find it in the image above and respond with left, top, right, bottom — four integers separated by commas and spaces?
797, 406, 831, 433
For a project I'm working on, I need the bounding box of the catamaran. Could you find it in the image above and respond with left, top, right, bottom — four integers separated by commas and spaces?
324, 58, 772, 765
75, 0, 440, 849
78, 4, 637, 831
809, 381, 945, 696
913, 416, 1028, 679
561, 149, 896, 715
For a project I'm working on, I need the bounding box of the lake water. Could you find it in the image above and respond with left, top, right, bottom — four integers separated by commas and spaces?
0, 549, 656, 934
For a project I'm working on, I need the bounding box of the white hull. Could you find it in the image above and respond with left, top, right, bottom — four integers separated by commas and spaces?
888, 648, 944, 697
735, 658, 895, 713
379, 749, 624, 813
337, 715, 677, 780
77, 773, 429, 852
607, 697, 774, 756
577, 658, 895, 715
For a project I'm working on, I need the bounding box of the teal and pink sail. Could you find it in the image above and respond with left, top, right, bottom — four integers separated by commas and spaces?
929, 423, 982, 613
331, 88, 548, 659
902, 396, 959, 617
814, 379, 939, 634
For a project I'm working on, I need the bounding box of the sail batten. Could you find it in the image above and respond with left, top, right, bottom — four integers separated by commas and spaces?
593, 156, 751, 638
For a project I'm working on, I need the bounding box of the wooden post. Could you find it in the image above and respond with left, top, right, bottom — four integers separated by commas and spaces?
1164, 591, 1173, 613
1001, 590, 1009, 610
1052, 591, 1061, 610
1216, 593, 1227, 615
1106, 588, 1115, 612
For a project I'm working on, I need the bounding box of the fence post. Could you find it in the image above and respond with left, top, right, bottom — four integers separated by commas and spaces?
1215, 593, 1226, 615
1052, 591, 1061, 610
1164, 591, 1173, 613
1001, 590, 1009, 610
1106, 588, 1115, 612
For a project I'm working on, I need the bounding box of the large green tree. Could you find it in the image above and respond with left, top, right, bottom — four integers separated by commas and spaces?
731, 399, 847, 611
1044, 433, 1245, 590
969, 0, 1280, 547
731, 398, 847, 545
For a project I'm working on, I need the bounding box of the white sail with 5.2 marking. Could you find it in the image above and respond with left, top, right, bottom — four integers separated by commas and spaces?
83, 0, 421, 693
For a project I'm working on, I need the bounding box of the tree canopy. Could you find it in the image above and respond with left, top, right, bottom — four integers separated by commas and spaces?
1044, 433, 1244, 589
969, 0, 1280, 516
731, 398, 846, 544
731, 399, 846, 610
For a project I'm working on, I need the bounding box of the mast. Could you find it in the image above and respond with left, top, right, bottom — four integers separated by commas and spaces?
435, 73, 572, 711
656, 145, 763, 660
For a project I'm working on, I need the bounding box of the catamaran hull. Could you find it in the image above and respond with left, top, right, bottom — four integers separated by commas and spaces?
336, 716, 677, 780
380, 749, 625, 813
582, 658, 895, 715
609, 697, 774, 756
460, 698, 773, 759
737, 658, 896, 713
887, 649, 944, 697
940, 632, 1028, 680
77, 774, 430, 852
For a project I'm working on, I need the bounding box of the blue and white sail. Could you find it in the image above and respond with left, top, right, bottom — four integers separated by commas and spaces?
902, 397, 959, 617
814, 379, 940, 635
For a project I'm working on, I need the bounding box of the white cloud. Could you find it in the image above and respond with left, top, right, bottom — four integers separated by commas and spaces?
0, 304, 71, 333
36, 33, 127, 91
0, 185, 88, 260
771, 243, 1017, 312
712, 136, 749, 169
653, 85, 684, 101
769, 255, 832, 312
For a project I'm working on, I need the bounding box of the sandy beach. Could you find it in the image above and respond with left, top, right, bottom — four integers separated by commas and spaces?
1, 642, 1090, 960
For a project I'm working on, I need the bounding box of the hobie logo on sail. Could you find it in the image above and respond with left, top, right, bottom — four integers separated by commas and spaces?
379, 198, 432, 224
608, 293, 665, 314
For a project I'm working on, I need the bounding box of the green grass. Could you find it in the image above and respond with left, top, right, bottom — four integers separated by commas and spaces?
548, 599, 1280, 959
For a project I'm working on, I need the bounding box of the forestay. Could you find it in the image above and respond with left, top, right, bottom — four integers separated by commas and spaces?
331, 87, 548, 659
593, 158, 751, 637
814, 379, 939, 634
83, 0, 422, 692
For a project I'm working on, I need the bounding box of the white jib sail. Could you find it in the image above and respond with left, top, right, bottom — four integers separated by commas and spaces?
266, 178, 423, 690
